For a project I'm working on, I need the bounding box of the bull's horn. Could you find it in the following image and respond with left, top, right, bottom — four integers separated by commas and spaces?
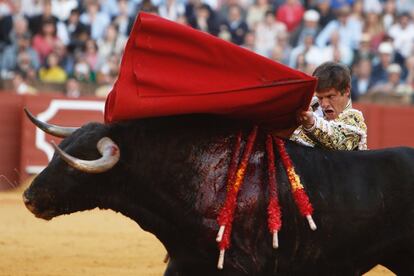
24, 108, 78, 138
52, 137, 120, 173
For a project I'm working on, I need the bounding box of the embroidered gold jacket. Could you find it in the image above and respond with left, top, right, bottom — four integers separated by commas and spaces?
290, 103, 367, 150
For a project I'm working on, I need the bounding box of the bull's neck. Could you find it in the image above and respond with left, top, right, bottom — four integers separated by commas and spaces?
101, 120, 301, 263
101, 122, 231, 248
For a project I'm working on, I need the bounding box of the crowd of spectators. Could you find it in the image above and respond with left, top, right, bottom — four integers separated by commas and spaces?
0, 0, 414, 102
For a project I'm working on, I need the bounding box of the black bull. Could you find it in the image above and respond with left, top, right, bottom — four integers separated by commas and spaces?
23, 115, 414, 275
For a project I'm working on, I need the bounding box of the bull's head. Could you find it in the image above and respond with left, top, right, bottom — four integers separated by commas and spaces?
23, 109, 120, 220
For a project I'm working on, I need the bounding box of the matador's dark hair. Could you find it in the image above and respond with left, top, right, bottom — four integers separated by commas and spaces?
312, 62, 351, 94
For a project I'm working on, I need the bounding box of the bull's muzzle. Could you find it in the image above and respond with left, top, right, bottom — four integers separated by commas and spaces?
22, 190, 56, 220
22, 192, 35, 212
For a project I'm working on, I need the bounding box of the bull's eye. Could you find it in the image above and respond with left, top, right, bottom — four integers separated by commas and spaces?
65, 165, 77, 174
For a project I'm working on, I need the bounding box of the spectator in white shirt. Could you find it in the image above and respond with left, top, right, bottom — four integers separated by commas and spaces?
80, 1, 110, 40
159, 0, 185, 21
289, 32, 323, 68
321, 30, 354, 66
254, 10, 286, 57
19, 0, 43, 17
51, 0, 78, 21
316, 5, 362, 50
388, 12, 414, 58
382, 0, 397, 31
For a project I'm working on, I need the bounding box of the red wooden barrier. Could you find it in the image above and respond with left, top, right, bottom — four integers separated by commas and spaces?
355, 103, 414, 149
0, 93, 24, 189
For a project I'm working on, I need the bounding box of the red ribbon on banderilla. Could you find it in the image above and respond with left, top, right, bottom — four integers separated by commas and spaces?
274, 137, 316, 231
215, 128, 316, 269
216, 126, 258, 269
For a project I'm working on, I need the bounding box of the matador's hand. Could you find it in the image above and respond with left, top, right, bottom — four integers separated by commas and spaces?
298, 111, 315, 130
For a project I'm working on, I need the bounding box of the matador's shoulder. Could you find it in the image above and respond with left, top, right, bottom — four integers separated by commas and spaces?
337, 108, 367, 130
339, 108, 365, 119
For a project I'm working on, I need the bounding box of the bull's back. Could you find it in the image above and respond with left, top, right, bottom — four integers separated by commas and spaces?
283, 145, 414, 269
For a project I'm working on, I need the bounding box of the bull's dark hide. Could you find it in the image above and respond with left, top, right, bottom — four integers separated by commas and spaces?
24, 115, 414, 276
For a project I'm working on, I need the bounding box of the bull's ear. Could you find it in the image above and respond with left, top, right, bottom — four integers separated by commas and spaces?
24, 108, 78, 138
52, 137, 120, 173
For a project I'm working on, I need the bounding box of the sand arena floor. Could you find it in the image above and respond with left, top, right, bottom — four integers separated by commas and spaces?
0, 189, 394, 276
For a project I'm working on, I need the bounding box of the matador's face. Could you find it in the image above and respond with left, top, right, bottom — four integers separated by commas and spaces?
315, 88, 350, 121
